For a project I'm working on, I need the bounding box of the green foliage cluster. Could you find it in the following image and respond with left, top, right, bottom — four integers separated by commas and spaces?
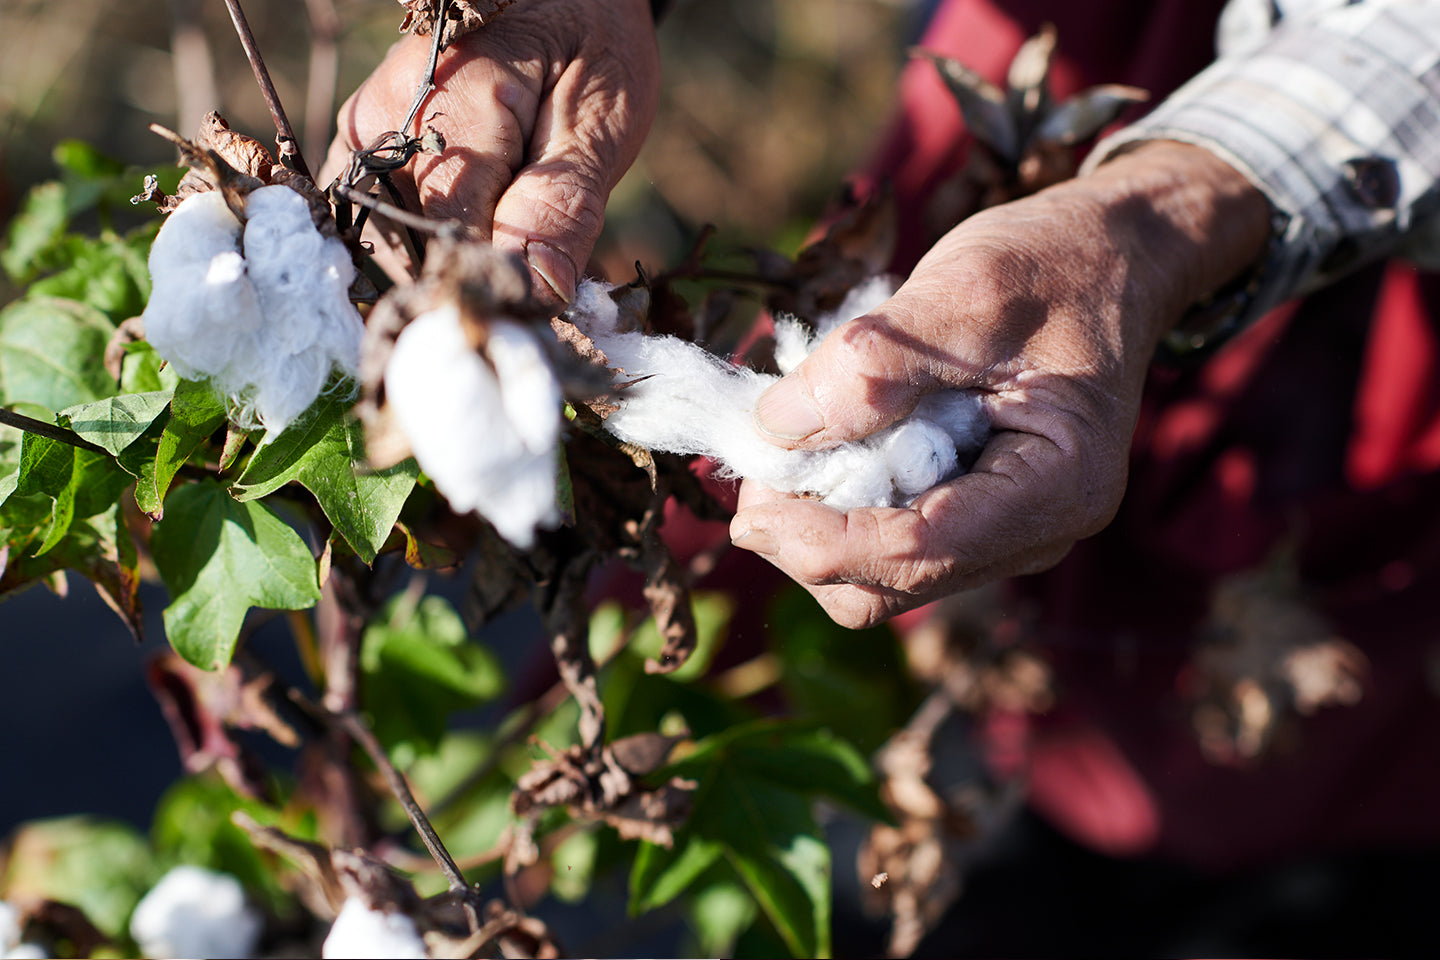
0, 146, 918, 958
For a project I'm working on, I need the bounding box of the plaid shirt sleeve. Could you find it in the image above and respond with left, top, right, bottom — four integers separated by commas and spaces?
1081, 0, 1440, 334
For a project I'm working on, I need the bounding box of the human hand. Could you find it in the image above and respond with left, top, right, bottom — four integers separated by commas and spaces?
326, 0, 660, 304
730, 142, 1271, 627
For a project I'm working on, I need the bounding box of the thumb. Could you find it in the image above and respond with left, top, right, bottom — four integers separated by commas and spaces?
753, 312, 942, 448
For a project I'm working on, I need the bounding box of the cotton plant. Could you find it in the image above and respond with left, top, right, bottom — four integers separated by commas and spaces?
128, 865, 263, 960
564, 276, 989, 511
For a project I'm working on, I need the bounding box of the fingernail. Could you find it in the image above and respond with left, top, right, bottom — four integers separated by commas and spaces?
732, 527, 778, 557
754, 376, 824, 441
525, 239, 575, 304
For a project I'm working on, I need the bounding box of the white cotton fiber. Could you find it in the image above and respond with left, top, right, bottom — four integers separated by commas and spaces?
384, 304, 562, 548
129, 865, 263, 960
142, 186, 365, 436
567, 279, 989, 510
322, 897, 429, 960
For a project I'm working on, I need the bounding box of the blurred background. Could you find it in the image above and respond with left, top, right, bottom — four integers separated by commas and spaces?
4, 0, 1437, 957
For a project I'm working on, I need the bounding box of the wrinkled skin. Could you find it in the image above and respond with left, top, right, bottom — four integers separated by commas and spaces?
325, 0, 660, 304
730, 142, 1270, 628
333, 10, 1268, 628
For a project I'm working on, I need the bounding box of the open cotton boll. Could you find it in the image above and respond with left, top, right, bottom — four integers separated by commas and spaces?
141, 186, 364, 436
384, 304, 562, 549
0, 902, 20, 953
129, 865, 262, 960
322, 897, 429, 960
567, 279, 989, 510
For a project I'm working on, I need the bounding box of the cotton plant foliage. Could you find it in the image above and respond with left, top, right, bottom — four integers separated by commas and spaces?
566, 277, 989, 510
141, 185, 365, 436
383, 303, 563, 549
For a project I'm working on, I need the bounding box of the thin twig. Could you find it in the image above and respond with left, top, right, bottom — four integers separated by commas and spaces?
0, 408, 108, 455
400, 0, 452, 136
221, 0, 313, 181
334, 182, 465, 239
337, 710, 483, 934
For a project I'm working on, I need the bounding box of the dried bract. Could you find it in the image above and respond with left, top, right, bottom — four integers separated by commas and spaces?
397, 0, 517, 45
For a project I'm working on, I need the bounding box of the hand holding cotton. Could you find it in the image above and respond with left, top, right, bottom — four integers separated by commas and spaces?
566, 279, 988, 510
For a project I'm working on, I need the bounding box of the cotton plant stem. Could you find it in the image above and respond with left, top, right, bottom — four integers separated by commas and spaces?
337, 709, 483, 934
0, 407, 108, 455
221, 0, 314, 182
334, 182, 463, 238
400, 0, 453, 136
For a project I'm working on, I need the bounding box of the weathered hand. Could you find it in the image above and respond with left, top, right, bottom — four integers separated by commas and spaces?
326, 0, 659, 303
730, 142, 1270, 627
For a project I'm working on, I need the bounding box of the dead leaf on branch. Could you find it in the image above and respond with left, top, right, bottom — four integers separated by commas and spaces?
912, 25, 1148, 235
397, 0, 517, 46
508, 732, 694, 873
1186, 559, 1369, 765
142, 112, 335, 233
146, 651, 301, 801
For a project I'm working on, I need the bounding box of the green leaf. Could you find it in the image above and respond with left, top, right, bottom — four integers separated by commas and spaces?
59, 389, 174, 456
359, 592, 505, 766
132, 379, 226, 519
53, 139, 127, 181
0, 297, 117, 411
150, 774, 294, 914
688, 878, 759, 958
629, 720, 888, 958
628, 590, 735, 682
29, 229, 154, 322
0, 816, 158, 940
150, 480, 322, 670
770, 585, 921, 753
630, 834, 725, 914
1, 432, 130, 556
232, 393, 419, 563
119, 341, 179, 395
551, 828, 600, 903
1, 182, 68, 283
1, 505, 142, 639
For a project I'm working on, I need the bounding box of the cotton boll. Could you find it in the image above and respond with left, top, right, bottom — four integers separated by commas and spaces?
884, 419, 959, 499
772, 316, 815, 376
322, 898, 428, 960
566, 278, 991, 509
0, 902, 20, 953
129, 865, 262, 960
384, 305, 562, 548
141, 185, 364, 436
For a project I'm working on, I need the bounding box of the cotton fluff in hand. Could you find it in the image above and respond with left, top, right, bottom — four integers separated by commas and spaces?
129, 865, 262, 960
384, 304, 562, 548
142, 186, 364, 436
322, 897, 429, 960
567, 279, 988, 510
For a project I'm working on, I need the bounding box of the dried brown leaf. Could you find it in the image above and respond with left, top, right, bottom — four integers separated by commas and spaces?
397, 0, 517, 45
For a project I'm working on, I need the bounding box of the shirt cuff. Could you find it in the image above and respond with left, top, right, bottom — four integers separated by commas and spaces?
1081, 2, 1440, 336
